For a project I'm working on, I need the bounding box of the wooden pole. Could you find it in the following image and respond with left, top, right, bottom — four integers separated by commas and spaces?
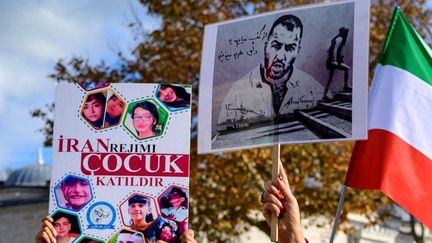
271, 144, 280, 242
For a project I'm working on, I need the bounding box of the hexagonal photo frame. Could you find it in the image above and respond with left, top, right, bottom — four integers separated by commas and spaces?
119, 193, 159, 229
103, 90, 127, 128
50, 210, 83, 243
151, 217, 181, 242
155, 84, 191, 112
80, 89, 126, 130
108, 228, 145, 243
54, 175, 93, 212
79, 82, 110, 91
158, 186, 189, 237
158, 186, 188, 223
81, 91, 108, 129
123, 98, 169, 140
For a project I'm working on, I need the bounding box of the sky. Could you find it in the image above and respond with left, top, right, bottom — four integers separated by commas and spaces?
0, 0, 159, 171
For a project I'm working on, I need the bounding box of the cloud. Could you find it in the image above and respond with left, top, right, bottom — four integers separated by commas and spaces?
0, 0, 159, 170
0, 0, 158, 110
0, 99, 48, 170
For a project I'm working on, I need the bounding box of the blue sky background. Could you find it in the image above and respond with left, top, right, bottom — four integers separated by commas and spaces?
0, 1, 431, 172
0, 0, 159, 171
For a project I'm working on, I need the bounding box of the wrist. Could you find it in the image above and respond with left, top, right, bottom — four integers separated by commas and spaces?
279, 229, 305, 243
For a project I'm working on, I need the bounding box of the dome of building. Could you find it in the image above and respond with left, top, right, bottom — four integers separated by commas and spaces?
0, 169, 10, 183
4, 147, 51, 187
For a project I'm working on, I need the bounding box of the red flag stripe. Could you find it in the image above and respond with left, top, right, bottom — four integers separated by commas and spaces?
346, 129, 432, 228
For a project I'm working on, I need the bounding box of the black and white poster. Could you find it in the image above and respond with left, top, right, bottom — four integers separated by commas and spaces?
198, 0, 369, 153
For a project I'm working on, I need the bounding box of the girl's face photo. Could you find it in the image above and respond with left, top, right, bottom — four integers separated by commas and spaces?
61, 178, 91, 210
133, 107, 156, 134
106, 95, 124, 117
83, 98, 104, 122
158, 87, 177, 103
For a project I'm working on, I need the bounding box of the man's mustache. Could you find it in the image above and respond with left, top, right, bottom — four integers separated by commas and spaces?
270, 59, 285, 68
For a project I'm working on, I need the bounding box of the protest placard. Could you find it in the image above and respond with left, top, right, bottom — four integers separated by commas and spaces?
198, 0, 369, 153
49, 83, 191, 242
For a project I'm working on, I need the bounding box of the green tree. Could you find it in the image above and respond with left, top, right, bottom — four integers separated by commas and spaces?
33, 1, 431, 242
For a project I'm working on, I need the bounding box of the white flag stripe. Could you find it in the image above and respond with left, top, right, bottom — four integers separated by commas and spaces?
369, 64, 432, 160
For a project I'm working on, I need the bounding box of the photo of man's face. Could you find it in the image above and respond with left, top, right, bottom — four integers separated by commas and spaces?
128, 201, 151, 222
54, 217, 71, 238
168, 191, 184, 206
264, 25, 301, 80
51, 211, 82, 241
60, 176, 91, 211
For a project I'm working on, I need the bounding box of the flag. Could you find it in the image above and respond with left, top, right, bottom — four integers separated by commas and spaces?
345, 7, 432, 229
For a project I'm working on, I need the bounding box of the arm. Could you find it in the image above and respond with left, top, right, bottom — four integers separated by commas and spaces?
262, 162, 306, 243
35, 216, 57, 243
332, 36, 343, 64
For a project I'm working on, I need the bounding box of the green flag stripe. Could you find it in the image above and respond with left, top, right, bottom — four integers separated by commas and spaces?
378, 7, 432, 86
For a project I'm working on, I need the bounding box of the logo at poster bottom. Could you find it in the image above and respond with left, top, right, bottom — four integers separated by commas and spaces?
87, 201, 116, 229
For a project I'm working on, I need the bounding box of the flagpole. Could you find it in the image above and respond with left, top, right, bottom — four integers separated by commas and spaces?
329, 185, 347, 243
271, 143, 280, 242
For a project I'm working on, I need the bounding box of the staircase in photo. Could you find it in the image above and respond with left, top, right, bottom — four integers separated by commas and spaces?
211, 90, 353, 148
295, 90, 352, 139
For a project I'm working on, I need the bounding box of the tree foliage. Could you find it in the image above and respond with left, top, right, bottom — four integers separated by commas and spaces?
33, 0, 431, 242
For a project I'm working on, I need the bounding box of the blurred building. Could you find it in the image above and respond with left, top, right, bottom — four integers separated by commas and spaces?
4, 147, 50, 187
0, 148, 50, 242
0, 168, 10, 187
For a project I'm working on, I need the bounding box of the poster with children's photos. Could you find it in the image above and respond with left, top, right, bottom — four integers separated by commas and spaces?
49, 83, 191, 242
198, 0, 370, 154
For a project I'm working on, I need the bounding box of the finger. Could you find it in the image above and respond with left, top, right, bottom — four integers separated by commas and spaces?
187, 229, 195, 238
264, 181, 279, 194
262, 191, 283, 209
275, 161, 296, 201
181, 230, 188, 239
42, 219, 57, 237
41, 232, 53, 243
41, 215, 53, 223
275, 173, 296, 203
46, 216, 54, 222
181, 229, 196, 243
278, 160, 289, 186
40, 216, 54, 231
264, 181, 283, 199
43, 226, 56, 242
263, 203, 281, 220
35, 233, 41, 243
